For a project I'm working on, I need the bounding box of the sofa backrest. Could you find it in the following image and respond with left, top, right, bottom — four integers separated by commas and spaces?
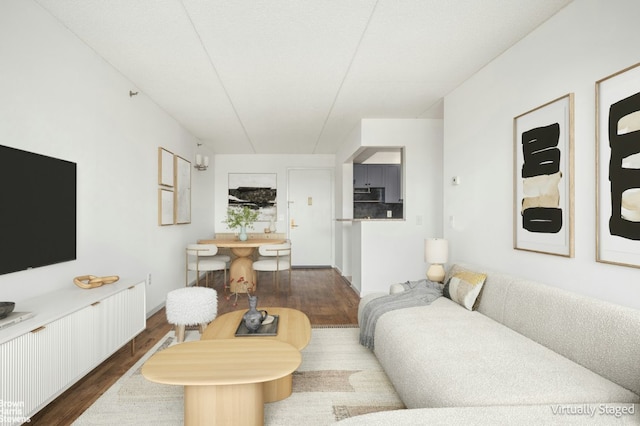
448, 263, 640, 396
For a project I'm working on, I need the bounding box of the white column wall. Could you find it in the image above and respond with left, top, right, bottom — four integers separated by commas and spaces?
338, 119, 444, 296
443, 0, 640, 310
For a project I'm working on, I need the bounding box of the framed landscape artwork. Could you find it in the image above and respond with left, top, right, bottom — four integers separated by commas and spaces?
228, 173, 277, 221
596, 62, 640, 268
513, 93, 574, 257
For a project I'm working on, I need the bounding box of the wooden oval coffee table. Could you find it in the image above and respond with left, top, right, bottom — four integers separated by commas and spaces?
201, 307, 311, 402
141, 339, 300, 426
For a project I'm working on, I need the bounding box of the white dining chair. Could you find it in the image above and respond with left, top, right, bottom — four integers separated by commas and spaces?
252, 241, 292, 294
185, 244, 229, 288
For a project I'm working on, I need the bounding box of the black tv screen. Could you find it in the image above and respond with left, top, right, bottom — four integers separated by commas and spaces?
0, 145, 77, 275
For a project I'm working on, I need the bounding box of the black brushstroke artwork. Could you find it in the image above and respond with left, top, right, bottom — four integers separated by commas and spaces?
521, 123, 562, 233
608, 91, 640, 240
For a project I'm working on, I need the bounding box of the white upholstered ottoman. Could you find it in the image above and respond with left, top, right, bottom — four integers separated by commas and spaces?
166, 287, 217, 342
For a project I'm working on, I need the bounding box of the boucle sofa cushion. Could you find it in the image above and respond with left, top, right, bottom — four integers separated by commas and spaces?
451, 262, 640, 397
374, 297, 640, 409
500, 277, 640, 397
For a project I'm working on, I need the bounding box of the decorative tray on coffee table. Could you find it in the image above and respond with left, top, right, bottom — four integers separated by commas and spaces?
235, 315, 279, 336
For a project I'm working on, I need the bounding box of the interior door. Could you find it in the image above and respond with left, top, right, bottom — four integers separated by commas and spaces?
287, 168, 333, 267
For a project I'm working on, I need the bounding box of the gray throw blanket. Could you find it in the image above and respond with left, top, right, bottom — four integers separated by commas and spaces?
359, 279, 442, 350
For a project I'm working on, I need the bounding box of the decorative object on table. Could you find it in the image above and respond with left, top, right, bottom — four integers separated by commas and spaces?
242, 295, 268, 332
0, 302, 15, 319
73, 275, 120, 289
235, 314, 279, 336
424, 238, 448, 282
225, 205, 259, 241
514, 93, 574, 257
596, 61, 640, 268
228, 173, 277, 221
166, 287, 217, 343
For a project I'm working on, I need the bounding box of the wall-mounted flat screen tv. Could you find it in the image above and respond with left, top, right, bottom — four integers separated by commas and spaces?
0, 145, 77, 276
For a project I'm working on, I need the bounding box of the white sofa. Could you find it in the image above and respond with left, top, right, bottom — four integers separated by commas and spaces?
340, 264, 640, 425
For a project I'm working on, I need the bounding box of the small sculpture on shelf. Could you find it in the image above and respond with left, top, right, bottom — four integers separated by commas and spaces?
73, 275, 120, 289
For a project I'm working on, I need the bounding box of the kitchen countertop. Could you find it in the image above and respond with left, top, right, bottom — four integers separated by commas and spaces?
336, 218, 405, 222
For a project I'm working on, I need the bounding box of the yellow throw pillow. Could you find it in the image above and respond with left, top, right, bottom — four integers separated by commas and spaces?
444, 270, 487, 310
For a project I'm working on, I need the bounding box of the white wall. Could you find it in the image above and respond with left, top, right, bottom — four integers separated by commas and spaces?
0, 0, 214, 313
338, 119, 444, 295
444, 0, 640, 310
212, 154, 335, 236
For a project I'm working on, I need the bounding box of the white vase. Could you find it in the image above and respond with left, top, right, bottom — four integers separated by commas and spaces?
239, 225, 248, 241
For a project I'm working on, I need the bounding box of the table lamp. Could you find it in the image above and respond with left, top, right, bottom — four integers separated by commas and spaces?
425, 238, 448, 283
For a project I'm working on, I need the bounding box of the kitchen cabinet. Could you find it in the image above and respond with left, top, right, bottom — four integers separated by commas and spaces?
383, 164, 402, 203
354, 164, 402, 202
354, 164, 384, 187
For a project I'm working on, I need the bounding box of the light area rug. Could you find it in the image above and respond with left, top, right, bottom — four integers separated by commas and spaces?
73, 327, 404, 425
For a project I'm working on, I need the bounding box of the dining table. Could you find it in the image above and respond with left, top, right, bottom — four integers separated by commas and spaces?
198, 238, 285, 293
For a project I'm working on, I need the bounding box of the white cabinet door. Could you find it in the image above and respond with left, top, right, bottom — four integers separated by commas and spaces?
0, 281, 146, 423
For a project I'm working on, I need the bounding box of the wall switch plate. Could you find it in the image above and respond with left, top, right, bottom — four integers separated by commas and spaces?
452, 176, 461, 185
387, 210, 392, 218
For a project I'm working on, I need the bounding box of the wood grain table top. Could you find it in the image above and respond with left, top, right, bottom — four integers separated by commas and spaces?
201, 307, 311, 351
141, 339, 301, 386
198, 238, 285, 248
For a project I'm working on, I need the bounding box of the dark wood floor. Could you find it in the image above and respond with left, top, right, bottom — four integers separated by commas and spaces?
29, 267, 360, 425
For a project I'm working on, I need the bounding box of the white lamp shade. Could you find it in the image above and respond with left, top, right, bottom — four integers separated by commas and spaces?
425, 238, 448, 264
196, 154, 203, 165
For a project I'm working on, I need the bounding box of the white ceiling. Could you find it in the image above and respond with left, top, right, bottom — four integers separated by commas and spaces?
35, 0, 572, 155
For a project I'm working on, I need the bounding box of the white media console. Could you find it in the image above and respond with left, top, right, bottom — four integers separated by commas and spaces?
0, 279, 146, 424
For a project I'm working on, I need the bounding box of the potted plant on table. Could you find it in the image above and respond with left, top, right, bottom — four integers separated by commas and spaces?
226, 206, 259, 241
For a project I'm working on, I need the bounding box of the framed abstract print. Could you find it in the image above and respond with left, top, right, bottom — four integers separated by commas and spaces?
158, 188, 174, 226
228, 173, 277, 221
514, 93, 574, 257
597, 62, 640, 268
158, 147, 174, 187
174, 155, 191, 224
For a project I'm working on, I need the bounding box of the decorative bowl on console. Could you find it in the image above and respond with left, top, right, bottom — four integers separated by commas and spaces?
0, 302, 15, 319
